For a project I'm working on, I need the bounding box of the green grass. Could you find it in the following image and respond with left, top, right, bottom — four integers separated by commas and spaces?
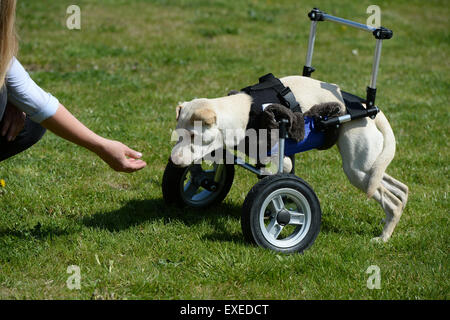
0, 0, 448, 299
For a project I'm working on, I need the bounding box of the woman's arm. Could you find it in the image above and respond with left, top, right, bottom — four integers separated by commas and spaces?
41, 104, 146, 172
5, 57, 146, 172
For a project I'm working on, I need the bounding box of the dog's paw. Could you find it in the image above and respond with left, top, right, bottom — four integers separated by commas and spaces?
370, 236, 389, 243
283, 157, 292, 173
370, 237, 383, 243
258, 156, 292, 174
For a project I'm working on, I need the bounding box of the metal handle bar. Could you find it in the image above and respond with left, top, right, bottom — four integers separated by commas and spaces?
321, 12, 376, 33
303, 8, 393, 109
307, 8, 392, 38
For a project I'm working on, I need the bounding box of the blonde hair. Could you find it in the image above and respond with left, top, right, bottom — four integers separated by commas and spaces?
0, 0, 18, 88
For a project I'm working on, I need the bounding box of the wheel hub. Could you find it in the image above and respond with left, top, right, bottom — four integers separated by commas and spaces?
276, 209, 291, 226
200, 178, 218, 192
189, 165, 219, 192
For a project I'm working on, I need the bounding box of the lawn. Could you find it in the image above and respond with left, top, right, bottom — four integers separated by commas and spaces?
0, 0, 448, 299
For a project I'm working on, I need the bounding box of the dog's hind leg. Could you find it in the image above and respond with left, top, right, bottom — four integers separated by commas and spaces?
381, 173, 409, 210
371, 184, 405, 242
338, 114, 404, 242
340, 164, 404, 242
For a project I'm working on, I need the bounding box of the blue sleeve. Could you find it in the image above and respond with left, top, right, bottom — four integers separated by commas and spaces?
5, 57, 60, 123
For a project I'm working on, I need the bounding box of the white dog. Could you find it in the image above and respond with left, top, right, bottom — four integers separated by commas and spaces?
171, 75, 408, 242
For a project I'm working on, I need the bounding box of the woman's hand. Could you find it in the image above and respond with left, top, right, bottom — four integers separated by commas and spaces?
41, 104, 147, 173
1, 102, 26, 141
95, 139, 147, 173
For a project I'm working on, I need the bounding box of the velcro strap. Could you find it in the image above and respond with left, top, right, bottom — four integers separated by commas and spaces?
279, 87, 301, 113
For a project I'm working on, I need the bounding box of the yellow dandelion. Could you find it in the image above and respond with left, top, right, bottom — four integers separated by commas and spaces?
0, 179, 5, 188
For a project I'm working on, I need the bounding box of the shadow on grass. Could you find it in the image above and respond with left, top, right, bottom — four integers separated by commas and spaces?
82, 198, 246, 244
320, 210, 383, 238
0, 222, 78, 240
0, 201, 375, 244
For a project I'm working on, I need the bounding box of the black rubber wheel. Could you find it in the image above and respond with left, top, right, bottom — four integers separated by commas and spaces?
162, 158, 235, 208
241, 174, 321, 253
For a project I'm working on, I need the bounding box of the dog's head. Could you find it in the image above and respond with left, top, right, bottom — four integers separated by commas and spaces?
171, 99, 223, 167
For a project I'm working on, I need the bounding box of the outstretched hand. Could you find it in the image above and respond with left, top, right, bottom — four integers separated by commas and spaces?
41, 104, 147, 173
96, 139, 147, 173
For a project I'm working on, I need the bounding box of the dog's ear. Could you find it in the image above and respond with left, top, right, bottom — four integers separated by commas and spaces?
175, 105, 183, 121
191, 107, 216, 126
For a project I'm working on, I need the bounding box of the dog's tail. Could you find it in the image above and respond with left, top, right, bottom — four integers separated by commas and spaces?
366, 111, 396, 198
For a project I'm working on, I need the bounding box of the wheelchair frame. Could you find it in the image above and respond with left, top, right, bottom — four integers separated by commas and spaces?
162, 8, 393, 253
230, 7, 393, 177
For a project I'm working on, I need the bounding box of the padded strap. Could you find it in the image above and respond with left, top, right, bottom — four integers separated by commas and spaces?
341, 91, 367, 119
279, 87, 301, 113
242, 73, 301, 114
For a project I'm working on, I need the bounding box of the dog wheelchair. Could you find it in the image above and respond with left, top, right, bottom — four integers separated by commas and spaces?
162, 8, 393, 253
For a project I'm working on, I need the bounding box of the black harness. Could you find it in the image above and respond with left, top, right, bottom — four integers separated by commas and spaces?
241, 73, 301, 130
236, 73, 345, 161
